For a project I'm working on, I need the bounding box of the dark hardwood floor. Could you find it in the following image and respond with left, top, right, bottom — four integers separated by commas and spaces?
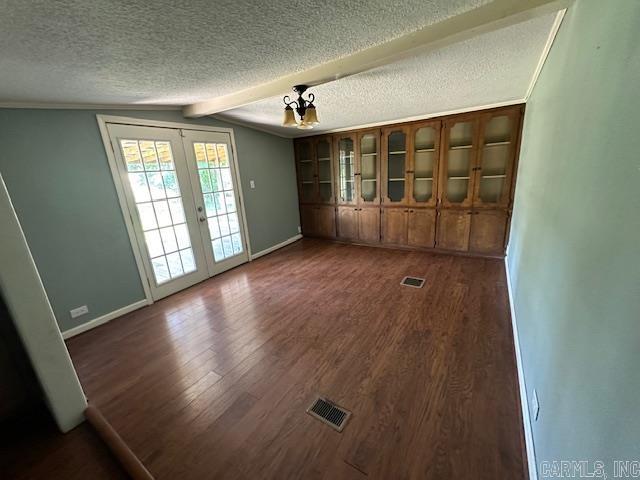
6, 239, 527, 479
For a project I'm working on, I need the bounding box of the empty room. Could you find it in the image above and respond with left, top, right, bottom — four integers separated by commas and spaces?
1, 0, 638, 479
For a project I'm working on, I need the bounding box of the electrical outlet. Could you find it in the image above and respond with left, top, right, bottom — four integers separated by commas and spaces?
249, 180, 255, 189
70, 305, 89, 319
532, 389, 540, 421
297, 225, 302, 234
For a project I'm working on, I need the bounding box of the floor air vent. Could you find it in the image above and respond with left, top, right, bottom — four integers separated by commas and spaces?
307, 396, 352, 432
401, 276, 425, 288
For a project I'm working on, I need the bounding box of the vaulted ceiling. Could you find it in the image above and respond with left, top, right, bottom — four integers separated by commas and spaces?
0, 0, 563, 136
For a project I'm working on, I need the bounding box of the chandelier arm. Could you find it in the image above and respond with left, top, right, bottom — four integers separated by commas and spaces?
283, 95, 298, 108
306, 93, 315, 104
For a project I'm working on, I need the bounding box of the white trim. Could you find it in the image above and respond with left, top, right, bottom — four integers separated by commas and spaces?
0, 102, 181, 111
311, 99, 525, 136
184, 0, 572, 117
96, 116, 154, 303
212, 113, 291, 139
62, 299, 149, 339
97, 114, 235, 134
228, 131, 253, 259
524, 9, 566, 101
96, 114, 252, 302
249, 234, 302, 260
505, 257, 538, 480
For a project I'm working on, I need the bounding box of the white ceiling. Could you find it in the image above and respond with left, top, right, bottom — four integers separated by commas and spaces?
0, 0, 559, 136
220, 13, 558, 137
0, 0, 490, 105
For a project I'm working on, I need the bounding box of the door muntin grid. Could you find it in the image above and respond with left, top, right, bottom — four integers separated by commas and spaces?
193, 142, 243, 262
121, 139, 196, 285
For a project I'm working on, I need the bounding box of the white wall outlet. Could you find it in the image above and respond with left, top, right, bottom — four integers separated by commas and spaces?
70, 305, 89, 319
532, 388, 540, 421
297, 225, 302, 234
249, 180, 255, 189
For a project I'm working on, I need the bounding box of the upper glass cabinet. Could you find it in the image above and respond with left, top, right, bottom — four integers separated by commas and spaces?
358, 130, 379, 204
475, 114, 515, 206
315, 137, 333, 203
442, 119, 476, 206
296, 139, 315, 203
336, 135, 355, 204
411, 122, 439, 205
384, 128, 408, 204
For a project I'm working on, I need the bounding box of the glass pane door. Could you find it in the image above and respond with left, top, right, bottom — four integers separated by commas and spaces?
444, 120, 476, 206
359, 132, 378, 204
385, 129, 407, 203
182, 130, 250, 276
336, 136, 355, 204
476, 115, 513, 205
412, 125, 437, 204
107, 124, 208, 301
316, 138, 333, 203
297, 140, 315, 202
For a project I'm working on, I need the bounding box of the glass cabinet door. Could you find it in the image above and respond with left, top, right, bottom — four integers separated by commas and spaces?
296, 139, 316, 203
315, 137, 334, 204
441, 119, 477, 207
474, 112, 517, 207
336, 135, 356, 204
383, 127, 408, 204
410, 122, 439, 206
358, 130, 380, 205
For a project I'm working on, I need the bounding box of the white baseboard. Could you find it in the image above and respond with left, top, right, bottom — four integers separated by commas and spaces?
505, 257, 537, 480
62, 299, 149, 339
250, 234, 302, 260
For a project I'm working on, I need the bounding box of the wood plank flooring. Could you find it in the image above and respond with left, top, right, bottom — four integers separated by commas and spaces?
8, 239, 527, 479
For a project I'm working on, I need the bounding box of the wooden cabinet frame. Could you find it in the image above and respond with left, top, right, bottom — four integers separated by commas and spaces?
313, 135, 335, 205
472, 109, 521, 209
333, 132, 358, 206
294, 105, 524, 258
438, 115, 480, 209
381, 125, 411, 206
356, 128, 381, 206
408, 120, 441, 208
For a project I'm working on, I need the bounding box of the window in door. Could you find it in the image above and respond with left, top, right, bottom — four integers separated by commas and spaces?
193, 142, 243, 262
121, 139, 196, 284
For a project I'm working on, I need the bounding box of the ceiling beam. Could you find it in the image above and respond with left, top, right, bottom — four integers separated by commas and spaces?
184, 0, 572, 118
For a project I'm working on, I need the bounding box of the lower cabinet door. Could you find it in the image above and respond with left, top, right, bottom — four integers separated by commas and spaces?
436, 209, 471, 251
300, 205, 316, 236
315, 206, 336, 238
382, 208, 408, 245
358, 207, 381, 243
407, 209, 436, 248
337, 206, 358, 240
469, 209, 508, 255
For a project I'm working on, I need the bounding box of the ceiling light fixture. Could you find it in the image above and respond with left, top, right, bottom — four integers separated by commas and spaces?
282, 85, 319, 129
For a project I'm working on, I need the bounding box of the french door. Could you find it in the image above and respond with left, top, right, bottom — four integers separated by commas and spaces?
107, 124, 248, 300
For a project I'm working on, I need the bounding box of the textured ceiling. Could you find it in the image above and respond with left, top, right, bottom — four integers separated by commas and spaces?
220, 13, 557, 137
0, 0, 490, 105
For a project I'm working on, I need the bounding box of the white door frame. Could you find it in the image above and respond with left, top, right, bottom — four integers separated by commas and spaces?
96, 115, 252, 305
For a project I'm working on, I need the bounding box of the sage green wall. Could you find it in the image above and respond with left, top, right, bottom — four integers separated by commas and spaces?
507, 0, 640, 474
0, 109, 299, 332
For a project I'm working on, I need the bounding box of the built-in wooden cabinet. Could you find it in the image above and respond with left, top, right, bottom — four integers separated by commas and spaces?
358, 129, 381, 205
295, 105, 523, 258
337, 206, 380, 243
407, 209, 436, 248
382, 126, 410, 205
300, 205, 336, 238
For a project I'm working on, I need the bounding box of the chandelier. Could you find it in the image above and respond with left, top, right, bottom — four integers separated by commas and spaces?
282, 85, 319, 129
